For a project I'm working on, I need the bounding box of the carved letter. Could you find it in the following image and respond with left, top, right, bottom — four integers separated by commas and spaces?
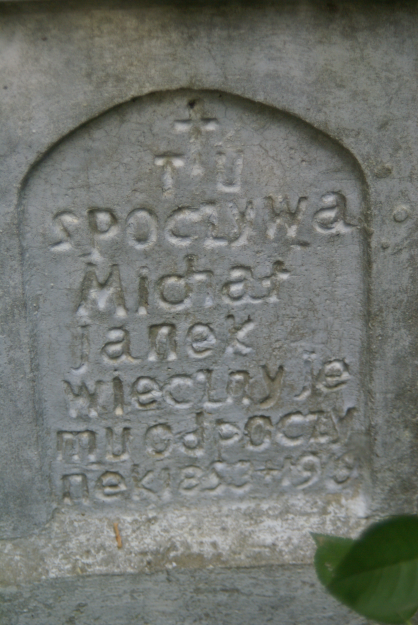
187, 324, 216, 359
163, 376, 194, 409
165, 205, 214, 247
154, 154, 184, 196
126, 209, 157, 250
76, 264, 127, 322
216, 151, 243, 193
181, 412, 205, 454
134, 467, 171, 495
227, 371, 251, 407
157, 255, 213, 311
314, 192, 354, 234
148, 324, 177, 361
96, 471, 127, 498
158, 275, 191, 311
226, 315, 254, 355
137, 269, 149, 316
71, 325, 90, 375
179, 466, 203, 491
50, 211, 79, 251
145, 424, 173, 457
131, 377, 162, 410
317, 360, 350, 392
311, 413, 338, 444
245, 416, 272, 448
62, 473, 89, 504
264, 195, 308, 241
88, 208, 118, 239
63, 380, 104, 419
258, 365, 284, 409
102, 328, 138, 363
291, 454, 321, 490
106, 427, 131, 461
113, 376, 124, 416
187, 255, 214, 308
277, 412, 317, 447
57, 430, 96, 463
213, 461, 252, 489
222, 266, 252, 303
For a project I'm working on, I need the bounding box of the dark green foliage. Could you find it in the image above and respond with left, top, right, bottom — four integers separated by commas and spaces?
311, 533, 354, 586
313, 516, 418, 624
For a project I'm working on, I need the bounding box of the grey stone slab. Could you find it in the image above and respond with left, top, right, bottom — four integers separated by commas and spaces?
1, 0, 418, 621
20, 88, 368, 516
0, 566, 369, 625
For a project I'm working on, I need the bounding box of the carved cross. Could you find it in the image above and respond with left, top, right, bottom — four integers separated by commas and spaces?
174, 99, 218, 176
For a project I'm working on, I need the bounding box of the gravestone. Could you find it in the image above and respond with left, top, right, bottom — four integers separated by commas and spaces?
22, 89, 367, 513
1, 1, 417, 623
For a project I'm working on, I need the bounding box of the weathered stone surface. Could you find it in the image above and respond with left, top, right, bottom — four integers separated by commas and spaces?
1, 0, 418, 621
21, 89, 367, 516
0, 567, 366, 625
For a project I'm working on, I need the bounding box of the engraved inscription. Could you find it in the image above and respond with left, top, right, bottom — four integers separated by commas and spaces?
21, 90, 368, 512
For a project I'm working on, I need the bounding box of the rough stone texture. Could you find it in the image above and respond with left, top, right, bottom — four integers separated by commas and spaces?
1, 0, 418, 622
0, 567, 368, 625
21, 89, 367, 515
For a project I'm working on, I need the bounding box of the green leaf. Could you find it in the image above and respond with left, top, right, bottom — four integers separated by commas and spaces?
312, 532, 355, 586
327, 516, 418, 624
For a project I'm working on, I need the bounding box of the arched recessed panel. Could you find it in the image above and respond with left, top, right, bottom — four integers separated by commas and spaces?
21, 90, 369, 513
